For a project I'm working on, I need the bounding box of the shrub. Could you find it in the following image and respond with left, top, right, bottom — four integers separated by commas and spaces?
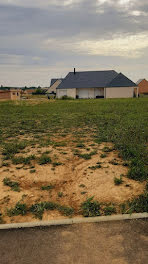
3, 177, 20, 192
114, 176, 123, 185
81, 197, 101, 217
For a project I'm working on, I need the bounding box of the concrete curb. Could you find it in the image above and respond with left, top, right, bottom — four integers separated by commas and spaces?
0, 213, 148, 230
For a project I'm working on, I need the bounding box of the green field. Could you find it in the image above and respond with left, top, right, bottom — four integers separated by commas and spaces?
0, 98, 147, 180
0, 98, 148, 222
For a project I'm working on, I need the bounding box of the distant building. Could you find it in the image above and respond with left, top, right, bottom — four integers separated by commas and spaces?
47, 79, 63, 95
22, 88, 37, 96
0, 89, 21, 100
136, 79, 148, 95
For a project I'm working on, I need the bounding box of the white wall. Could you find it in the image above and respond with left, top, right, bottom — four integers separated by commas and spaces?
56, 88, 76, 98
106, 87, 134, 98
67, 88, 76, 98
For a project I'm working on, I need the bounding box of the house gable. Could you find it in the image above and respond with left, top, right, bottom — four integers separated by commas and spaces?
107, 73, 137, 87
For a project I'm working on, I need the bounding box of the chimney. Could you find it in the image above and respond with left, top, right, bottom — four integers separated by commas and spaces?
74, 68, 76, 75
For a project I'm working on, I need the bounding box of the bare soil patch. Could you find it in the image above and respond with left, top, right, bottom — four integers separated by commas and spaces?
0, 134, 146, 224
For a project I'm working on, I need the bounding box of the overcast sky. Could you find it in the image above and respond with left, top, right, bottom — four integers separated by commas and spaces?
0, 0, 148, 87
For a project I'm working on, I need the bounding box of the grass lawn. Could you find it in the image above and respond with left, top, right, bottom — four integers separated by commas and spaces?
0, 98, 148, 223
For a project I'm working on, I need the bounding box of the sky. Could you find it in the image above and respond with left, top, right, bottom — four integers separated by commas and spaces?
0, 0, 148, 87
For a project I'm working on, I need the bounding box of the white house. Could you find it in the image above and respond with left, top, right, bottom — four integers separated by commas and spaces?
56, 69, 138, 99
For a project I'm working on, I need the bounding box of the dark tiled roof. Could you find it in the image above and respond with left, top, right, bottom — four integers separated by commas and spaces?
107, 73, 137, 87
57, 70, 137, 89
57, 70, 118, 89
50, 78, 63, 87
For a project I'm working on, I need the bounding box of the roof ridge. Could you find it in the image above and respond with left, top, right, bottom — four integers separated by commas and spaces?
69, 70, 116, 73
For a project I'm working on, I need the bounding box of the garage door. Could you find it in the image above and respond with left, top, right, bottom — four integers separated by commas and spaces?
77, 88, 89, 99
58, 89, 67, 97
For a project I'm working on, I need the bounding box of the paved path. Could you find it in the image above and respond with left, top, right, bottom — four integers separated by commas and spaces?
0, 219, 148, 264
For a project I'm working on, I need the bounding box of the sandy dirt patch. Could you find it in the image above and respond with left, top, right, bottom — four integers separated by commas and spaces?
0, 136, 146, 224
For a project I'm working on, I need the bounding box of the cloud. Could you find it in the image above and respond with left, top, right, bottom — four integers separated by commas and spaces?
44, 33, 148, 58
0, 0, 148, 86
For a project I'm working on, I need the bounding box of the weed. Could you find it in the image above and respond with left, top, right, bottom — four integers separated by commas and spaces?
2, 141, 27, 159
79, 184, 85, 188
125, 184, 131, 188
52, 162, 62, 167
103, 205, 116, 215
81, 197, 101, 217
30, 201, 74, 219
89, 163, 102, 170
41, 185, 54, 191
58, 192, 63, 198
53, 142, 67, 147
3, 177, 20, 192
43, 151, 51, 155
30, 169, 36, 173
76, 143, 85, 148
81, 191, 87, 195
109, 159, 119, 165
38, 154, 51, 165
120, 193, 148, 214
7, 202, 27, 216
128, 193, 148, 213
102, 146, 113, 153
58, 205, 74, 216
100, 153, 107, 158
2, 162, 9, 167
114, 176, 123, 185
29, 202, 57, 219
127, 159, 147, 181
78, 151, 97, 160
12, 155, 36, 165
